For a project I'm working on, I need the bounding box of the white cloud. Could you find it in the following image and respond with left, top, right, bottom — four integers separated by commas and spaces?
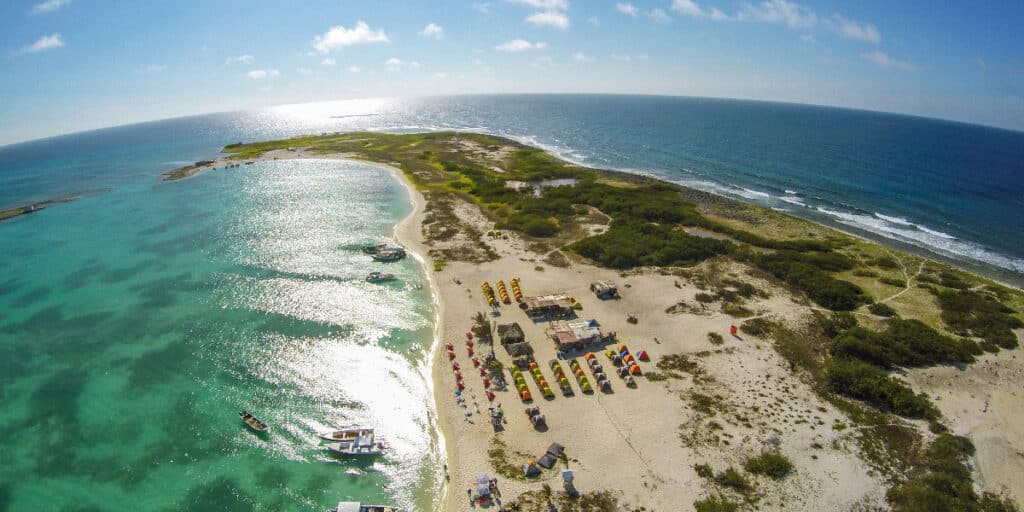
709, 7, 729, 20
508, 0, 568, 9
419, 23, 444, 39
384, 58, 420, 71
321, 58, 336, 66
610, 53, 648, 61
225, 54, 254, 65
495, 39, 547, 52
736, 0, 816, 29
30, 0, 70, 14
832, 15, 881, 44
615, 3, 638, 16
16, 33, 63, 55
312, 21, 389, 54
800, 33, 815, 43
526, 11, 570, 29
587, 16, 600, 26
671, 0, 702, 17
434, 72, 449, 78
572, 52, 594, 63
647, 8, 671, 23
349, 65, 361, 73
862, 50, 916, 72
246, 69, 280, 79
297, 67, 314, 75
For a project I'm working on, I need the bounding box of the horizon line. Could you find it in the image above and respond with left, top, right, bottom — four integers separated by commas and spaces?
1, 92, 1021, 150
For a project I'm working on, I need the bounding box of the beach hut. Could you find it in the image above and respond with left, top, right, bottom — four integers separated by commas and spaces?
497, 323, 526, 346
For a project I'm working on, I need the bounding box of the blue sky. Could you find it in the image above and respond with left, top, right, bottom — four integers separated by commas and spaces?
0, 0, 1021, 145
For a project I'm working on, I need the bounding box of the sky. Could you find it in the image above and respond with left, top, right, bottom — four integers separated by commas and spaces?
0, 0, 1021, 145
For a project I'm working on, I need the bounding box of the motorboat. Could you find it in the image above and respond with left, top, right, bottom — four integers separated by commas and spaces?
365, 271, 396, 283
329, 502, 400, 512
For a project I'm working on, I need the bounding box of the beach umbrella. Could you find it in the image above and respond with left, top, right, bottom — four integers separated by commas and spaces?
487, 390, 495, 401
451, 362, 460, 371
483, 378, 491, 387
447, 352, 456, 360
730, 325, 738, 336
479, 368, 487, 376
445, 343, 454, 350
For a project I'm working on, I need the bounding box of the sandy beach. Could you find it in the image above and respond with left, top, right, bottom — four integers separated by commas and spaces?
166, 143, 1024, 511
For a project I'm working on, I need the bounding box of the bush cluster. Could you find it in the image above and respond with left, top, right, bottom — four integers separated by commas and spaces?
570, 218, 730, 269
935, 289, 1022, 349
888, 434, 1019, 512
831, 319, 980, 369
751, 251, 868, 310
824, 358, 938, 420
743, 451, 794, 480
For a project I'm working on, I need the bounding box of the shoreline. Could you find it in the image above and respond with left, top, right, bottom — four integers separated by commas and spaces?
159, 141, 1023, 510
386, 163, 454, 512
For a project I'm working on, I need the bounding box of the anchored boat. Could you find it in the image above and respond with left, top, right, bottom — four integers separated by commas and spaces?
329, 502, 400, 512
239, 411, 268, 432
365, 271, 396, 283
370, 248, 406, 262
321, 428, 386, 458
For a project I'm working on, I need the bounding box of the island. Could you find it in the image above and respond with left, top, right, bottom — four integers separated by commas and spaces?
167, 132, 1024, 512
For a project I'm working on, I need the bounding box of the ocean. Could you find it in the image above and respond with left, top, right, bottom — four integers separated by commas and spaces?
0, 94, 1022, 510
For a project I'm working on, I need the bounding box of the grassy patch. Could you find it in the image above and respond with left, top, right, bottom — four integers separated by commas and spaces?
743, 451, 794, 480
694, 496, 740, 512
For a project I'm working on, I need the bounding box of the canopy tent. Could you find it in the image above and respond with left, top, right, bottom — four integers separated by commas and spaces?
561, 469, 574, 483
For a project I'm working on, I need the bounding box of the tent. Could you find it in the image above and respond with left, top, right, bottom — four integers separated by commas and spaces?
476, 475, 492, 496
523, 462, 541, 478
546, 443, 565, 457
537, 453, 558, 469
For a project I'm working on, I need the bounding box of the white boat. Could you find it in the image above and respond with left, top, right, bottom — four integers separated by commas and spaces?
330, 502, 400, 512
318, 428, 375, 443
325, 440, 386, 458
365, 272, 396, 283
321, 428, 387, 457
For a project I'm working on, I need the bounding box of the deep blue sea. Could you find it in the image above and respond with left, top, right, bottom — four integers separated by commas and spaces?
0, 94, 1022, 511
4, 94, 1022, 282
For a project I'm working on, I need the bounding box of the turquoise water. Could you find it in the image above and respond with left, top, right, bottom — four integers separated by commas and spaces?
0, 160, 439, 511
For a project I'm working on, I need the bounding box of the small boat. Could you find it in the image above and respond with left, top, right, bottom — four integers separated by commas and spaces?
370, 248, 406, 262
318, 428, 375, 443
362, 243, 388, 254
239, 411, 268, 432
365, 272, 396, 283
329, 502, 401, 512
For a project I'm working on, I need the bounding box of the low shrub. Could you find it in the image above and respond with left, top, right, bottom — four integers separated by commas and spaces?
824, 358, 938, 419
868, 302, 897, 317
744, 451, 794, 480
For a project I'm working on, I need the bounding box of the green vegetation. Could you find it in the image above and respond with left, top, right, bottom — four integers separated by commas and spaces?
831, 319, 980, 369
749, 250, 869, 310
888, 434, 1020, 512
824, 358, 937, 419
712, 467, 751, 493
743, 451, 794, 480
868, 302, 897, 317
693, 496, 740, 512
934, 288, 1022, 349
707, 332, 724, 345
